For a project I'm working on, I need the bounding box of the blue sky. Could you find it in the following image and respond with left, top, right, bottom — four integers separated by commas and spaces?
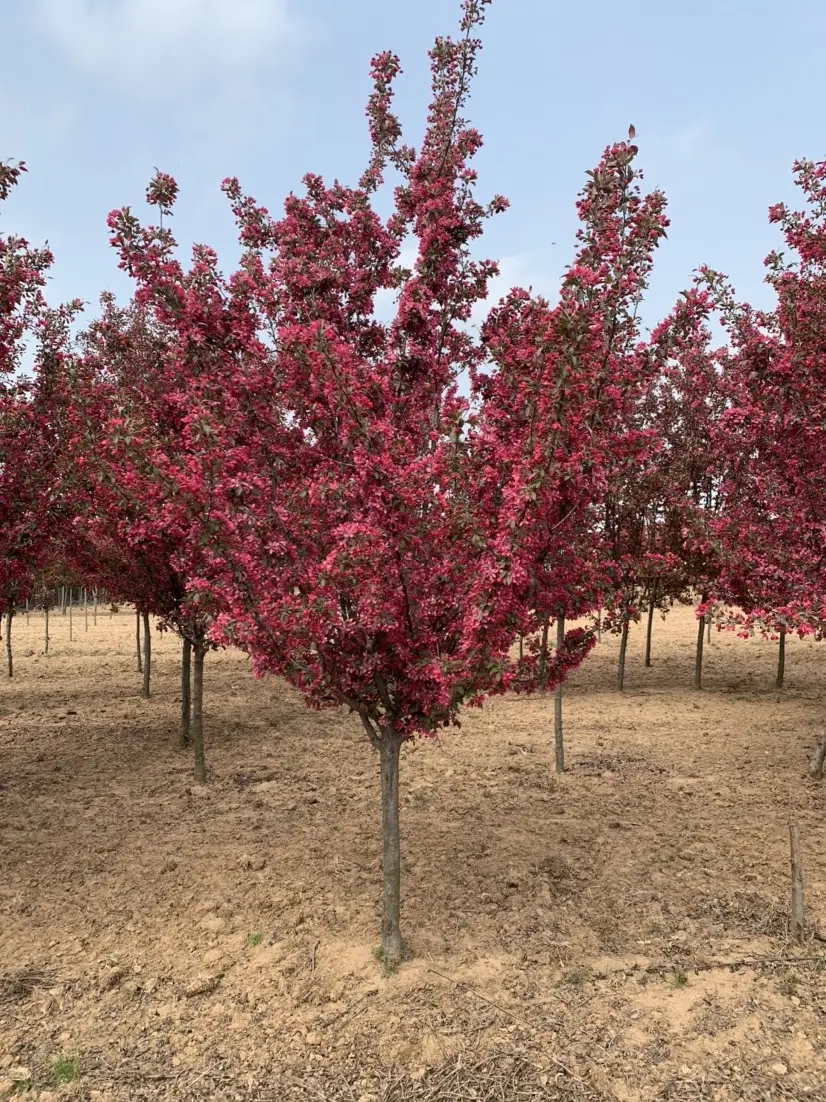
2, 0, 825, 335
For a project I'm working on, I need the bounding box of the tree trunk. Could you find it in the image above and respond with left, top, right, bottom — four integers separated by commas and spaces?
789, 818, 805, 943
777, 628, 786, 689
596, 608, 602, 643
5, 607, 13, 678
554, 614, 565, 773
61, 586, 67, 615
518, 633, 523, 662
617, 619, 630, 691
538, 618, 550, 682
84, 588, 88, 632
379, 728, 404, 964
25, 598, 29, 626
192, 642, 207, 783
141, 609, 151, 698
808, 732, 826, 779
44, 606, 49, 654
68, 590, 73, 642
694, 611, 705, 690
93, 589, 98, 625
706, 616, 711, 645
136, 609, 142, 673
180, 636, 192, 748
645, 589, 656, 668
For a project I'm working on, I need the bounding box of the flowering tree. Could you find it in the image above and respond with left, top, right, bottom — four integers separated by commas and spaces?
103, 2, 674, 960
0, 162, 73, 673
62, 295, 217, 773
701, 161, 826, 684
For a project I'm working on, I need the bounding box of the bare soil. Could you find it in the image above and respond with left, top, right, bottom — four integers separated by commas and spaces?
1, 604, 825, 1101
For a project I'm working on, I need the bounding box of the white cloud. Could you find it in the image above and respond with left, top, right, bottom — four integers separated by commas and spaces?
33, 0, 297, 99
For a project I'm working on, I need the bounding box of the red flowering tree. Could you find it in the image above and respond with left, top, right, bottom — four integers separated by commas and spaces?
701, 160, 826, 684
62, 294, 221, 774
105, 3, 675, 960
0, 162, 75, 673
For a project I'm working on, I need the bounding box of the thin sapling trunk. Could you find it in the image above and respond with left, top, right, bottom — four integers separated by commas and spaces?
645, 585, 657, 668
44, 605, 49, 654
554, 614, 565, 773
694, 612, 705, 690
5, 607, 13, 678
69, 590, 73, 642
136, 609, 142, 673
180, 636, 192, 747
617, 619, 630, 691
777, 627, 786, 689
379, 728, 404, 964
192, 642, 207, 783
141, 609, 151, 698
84, 588, 88, 632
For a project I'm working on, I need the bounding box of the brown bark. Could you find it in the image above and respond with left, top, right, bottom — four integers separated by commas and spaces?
180, 636, 192, 748
44, 605, 49, 654
136, 609, 142, 673
68, 590, 73, 642
554, 614, 565, 773
379, 728, 404, 963
694, 597, 708, 690
617, 619, 630, 691
5, 607, 13, 678
83, 588, 88, 632
789, 819, 805, 943
141, 609, 151, 699
808, 732, 826, 779
776, 628, 786, 689
192, 642, 207, 783
645, 587, 657, 668
93, 589, 98, 625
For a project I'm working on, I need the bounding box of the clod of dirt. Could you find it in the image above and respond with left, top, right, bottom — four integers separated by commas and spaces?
184, 973, 222, 997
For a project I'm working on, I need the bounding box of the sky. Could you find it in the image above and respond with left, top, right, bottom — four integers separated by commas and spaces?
2, 0, 826, 337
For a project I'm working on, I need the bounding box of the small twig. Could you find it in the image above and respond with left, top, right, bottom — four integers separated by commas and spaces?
311, 939, 320, 972
321, 987, 377, 1030
427, 965, 529, 1028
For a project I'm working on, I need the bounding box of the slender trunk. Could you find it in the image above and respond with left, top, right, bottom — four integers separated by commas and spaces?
597, 608, 602, 643
83, 588, 88, 632
44, 606, 49, 654
789, 819, 805, 943
141, 609, 151, 698
25, 598, 29, 627
68, 590, 73, 642
136, 609, 142, 673
518, 633, 523, 662
554, 614, 565, 773
706, 616, 711, 645
180, 637, 192, 748
645, 588, 657, 668
5, 607, 13, 678
379, 728, 404, 964
93, 589, 98, 625
192, 642, 207, 783
694, 612, 705, 690
777, 628, 786, 690
808, 732, 826, 779
617, 619, 630, 691
61, 586, 67, 615
538, 618, 550, 682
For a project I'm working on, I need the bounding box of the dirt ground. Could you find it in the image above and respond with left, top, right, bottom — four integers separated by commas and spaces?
1, 603, 825, 1101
